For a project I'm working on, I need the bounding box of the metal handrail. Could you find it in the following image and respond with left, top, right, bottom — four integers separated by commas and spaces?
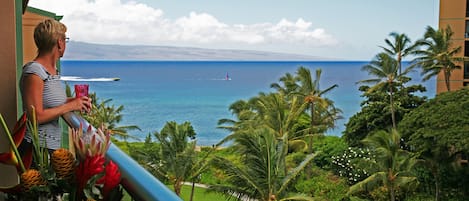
62, 112, 182, 201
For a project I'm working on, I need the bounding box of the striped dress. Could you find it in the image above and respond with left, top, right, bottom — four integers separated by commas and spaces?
20, 62, 67, 150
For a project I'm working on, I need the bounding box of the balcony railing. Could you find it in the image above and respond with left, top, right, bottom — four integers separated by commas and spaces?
62, 112, 182, 201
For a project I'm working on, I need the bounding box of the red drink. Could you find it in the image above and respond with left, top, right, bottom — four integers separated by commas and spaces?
75, 84, 89, 98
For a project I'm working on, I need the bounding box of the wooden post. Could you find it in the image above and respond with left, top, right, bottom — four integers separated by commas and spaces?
0, 0, 22, 189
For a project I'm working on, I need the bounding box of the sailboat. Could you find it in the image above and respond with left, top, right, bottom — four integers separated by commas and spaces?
225, 72, 232, 81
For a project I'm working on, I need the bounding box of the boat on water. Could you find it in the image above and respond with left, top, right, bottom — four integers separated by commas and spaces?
61, 76, 120, 82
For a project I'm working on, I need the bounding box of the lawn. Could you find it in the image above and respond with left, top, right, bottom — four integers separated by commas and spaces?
122, 184, 228, 201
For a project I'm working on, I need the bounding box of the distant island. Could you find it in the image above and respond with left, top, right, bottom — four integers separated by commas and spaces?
64, 41, 334, 61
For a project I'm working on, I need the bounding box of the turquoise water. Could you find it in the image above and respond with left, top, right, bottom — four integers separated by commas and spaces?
60, 61, 435, 145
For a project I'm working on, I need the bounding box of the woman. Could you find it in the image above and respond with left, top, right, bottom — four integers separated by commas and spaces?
20, 19, 91, 150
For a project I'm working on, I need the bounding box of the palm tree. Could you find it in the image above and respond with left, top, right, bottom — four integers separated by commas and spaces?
294, 67, 339, 130
217, 99, 258, 134
348, 130, 419, 201
84, 94, 140, 140
380, 32, 417, 76
294, 67, 339, 137
359, 53, 408, 129
271, 67, 340, 136
270, 72, 298, 95
414, 25, 462, 91
152, 121, 197, 196
219, 93, 308, 159
210, 128, 316, 201
292, 67, 339, 179
252, 93, 309, 158
250, 92, 306, 140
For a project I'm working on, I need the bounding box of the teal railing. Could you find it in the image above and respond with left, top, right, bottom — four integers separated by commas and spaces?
62, 112, 182, 201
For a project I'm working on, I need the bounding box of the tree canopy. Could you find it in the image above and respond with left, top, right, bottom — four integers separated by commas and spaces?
399, 88, 469, 159
343, 79, 427, 146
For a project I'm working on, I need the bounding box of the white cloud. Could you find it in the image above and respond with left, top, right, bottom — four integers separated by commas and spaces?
28, 0, 338, 53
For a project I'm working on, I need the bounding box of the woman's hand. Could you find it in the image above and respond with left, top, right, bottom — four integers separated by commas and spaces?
70, 96, 92, 113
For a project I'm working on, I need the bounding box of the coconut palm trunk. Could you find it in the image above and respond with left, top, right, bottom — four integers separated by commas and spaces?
389, 82, 396, 129
444, 68, 451, 91
390, 183, 396, 201
190, 181, 196, 201
174, 179, 183, 196
306, 101, 315, 179
431, 164, 441, 201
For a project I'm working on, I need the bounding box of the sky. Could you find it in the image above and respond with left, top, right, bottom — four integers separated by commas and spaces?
28, 0, 439, 60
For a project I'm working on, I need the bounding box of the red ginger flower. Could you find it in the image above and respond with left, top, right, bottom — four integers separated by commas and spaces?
97, 160, 121, 199
75, 154, 105, 196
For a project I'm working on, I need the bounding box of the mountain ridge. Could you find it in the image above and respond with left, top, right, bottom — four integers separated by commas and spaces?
64, 41, 335, 61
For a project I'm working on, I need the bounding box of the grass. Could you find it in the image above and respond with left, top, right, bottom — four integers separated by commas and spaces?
122, 184, 229, 201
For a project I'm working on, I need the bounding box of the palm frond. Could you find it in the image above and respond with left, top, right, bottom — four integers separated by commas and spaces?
278, 152, 318, 195
347, 172, 386, 196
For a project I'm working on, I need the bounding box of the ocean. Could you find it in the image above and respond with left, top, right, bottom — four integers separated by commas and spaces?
60, 61, 436, 146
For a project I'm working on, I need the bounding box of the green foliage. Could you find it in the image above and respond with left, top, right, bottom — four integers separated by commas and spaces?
294, 167, 349, 201
332, 147, 373, 185
288, 140, 307, 153
111, 139, 131, 153
399, 88, 469, 156
286, 151, 307, 168
343, 80, 427, 147
83, 92, 140, 140
199, 147, 240, 186
358, 52, 407, 130
399, 88, 469, 200
166, 184, 231, 201
126, 134, 163, 178
312, 135, 348, 169
292, 67, 341, 135
210, 128, 316, 201
404, 193, 435, 201
153, 121, 198, 195
348, 130, 419, 201
380, 32, 418, 76
413, 25, 463, 92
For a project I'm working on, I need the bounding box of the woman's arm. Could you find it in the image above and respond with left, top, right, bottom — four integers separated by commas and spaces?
22, 74, 91, 124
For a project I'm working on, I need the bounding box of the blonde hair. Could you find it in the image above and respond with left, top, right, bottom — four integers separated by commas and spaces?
34, 19, 67, 54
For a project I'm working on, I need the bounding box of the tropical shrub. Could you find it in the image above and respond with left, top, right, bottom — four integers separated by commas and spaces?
312, 135, 348, 169
331, 147, 373, 185
294, 167, 349, 201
